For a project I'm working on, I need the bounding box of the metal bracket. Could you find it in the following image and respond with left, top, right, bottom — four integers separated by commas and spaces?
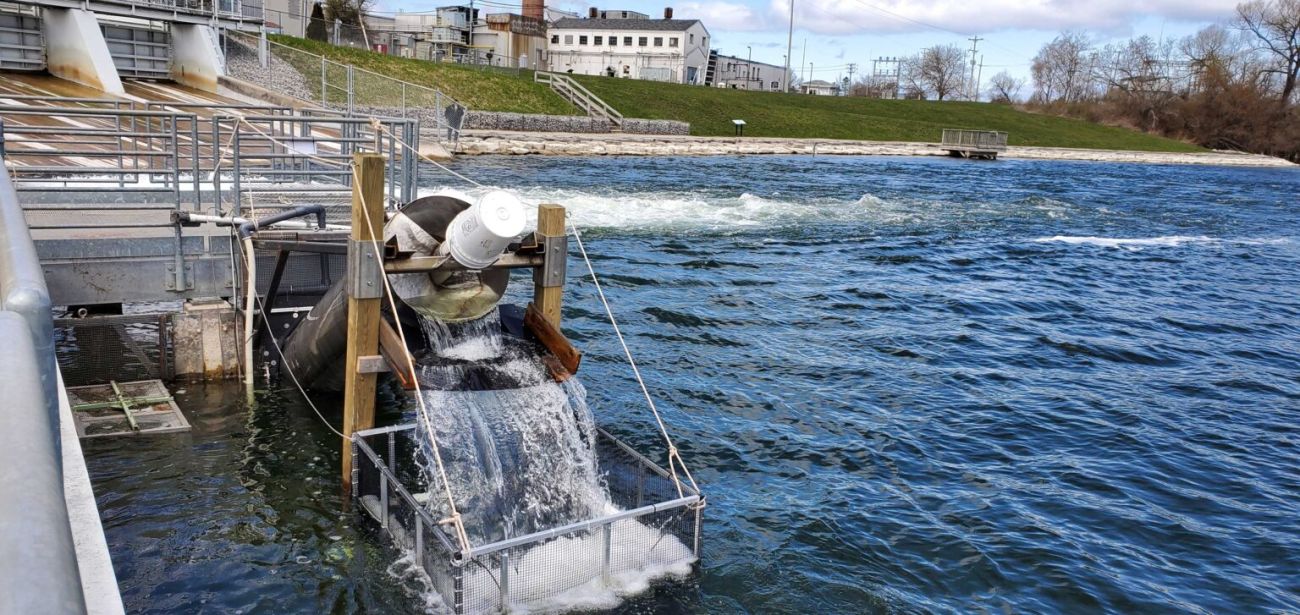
164, 263, 194, 291
356, 355, 390, 374
535, 234, 567, 288
347, 239, 383, 299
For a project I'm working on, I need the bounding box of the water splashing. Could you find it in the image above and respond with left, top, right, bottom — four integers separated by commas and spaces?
412, 309, 611, 545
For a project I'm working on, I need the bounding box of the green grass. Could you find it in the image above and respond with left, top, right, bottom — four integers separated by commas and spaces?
267, 35, 575, 115
572, 75, 1204, 152
264, 35, 1200, 152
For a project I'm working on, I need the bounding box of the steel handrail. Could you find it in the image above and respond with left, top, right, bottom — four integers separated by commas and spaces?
0, 156, 85, 614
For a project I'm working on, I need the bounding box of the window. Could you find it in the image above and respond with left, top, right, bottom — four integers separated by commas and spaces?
610, 36, 618, 46
579, 35, 588, 45
653, 37, 663, 47
689, 33, 694, 44
551, 34, 558, 44
564, 35, 573, 44
624, 36, 633, 46
638, 36, 647, 46
594, 36, 602, 45
669, 37, 678, 47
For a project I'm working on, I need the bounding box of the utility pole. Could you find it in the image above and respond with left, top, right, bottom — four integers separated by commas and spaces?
784, 0, 795, 92
747, 44, 753, 90
873, 56, 900, 98
967, 35, 983, 101
975, 56, 984, 102
847, 62, 857, 95
800, 38, 807, 85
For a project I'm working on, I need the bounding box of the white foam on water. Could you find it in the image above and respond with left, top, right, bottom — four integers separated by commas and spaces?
460, 518, 697, 615
1034, 235, 1292, 248
418, 185, 899, 231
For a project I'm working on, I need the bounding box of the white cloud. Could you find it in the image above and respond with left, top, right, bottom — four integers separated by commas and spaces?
758, 0, 1239, 36
678, 1, 774, 31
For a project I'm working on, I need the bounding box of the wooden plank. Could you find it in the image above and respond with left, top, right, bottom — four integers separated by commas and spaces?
525, 302, 582, 375
532, 203, 566, 328
342, 152, 386, 490
378, 318, 416, 390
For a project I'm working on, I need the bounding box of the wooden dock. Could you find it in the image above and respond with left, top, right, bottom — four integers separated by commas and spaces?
941, 129, 1008, 160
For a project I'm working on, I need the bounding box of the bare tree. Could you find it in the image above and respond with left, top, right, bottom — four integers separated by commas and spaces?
987, 71, 1025, 103
1236, 0, 1300, 102
1031, 31, 1095, 103
1092, 35, 1184, 130
323, 0, 373, 27
916, 44, 966, 100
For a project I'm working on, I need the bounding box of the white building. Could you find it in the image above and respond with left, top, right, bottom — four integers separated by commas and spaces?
708, 51, 787, 91
547, 8, 709, 85
800, 79, 838, 95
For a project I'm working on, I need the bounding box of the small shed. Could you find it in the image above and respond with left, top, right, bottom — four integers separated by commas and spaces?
941, 129, 1009, 160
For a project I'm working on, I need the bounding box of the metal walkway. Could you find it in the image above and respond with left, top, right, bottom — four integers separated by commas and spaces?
0, 78, 420, 306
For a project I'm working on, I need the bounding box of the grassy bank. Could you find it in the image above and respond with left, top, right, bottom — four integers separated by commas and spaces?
263, 35, 1200, 152
571, 75, 1203, 152
266, 35, 574, 115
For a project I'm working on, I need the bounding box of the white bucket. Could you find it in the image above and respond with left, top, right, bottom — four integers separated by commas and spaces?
440, 190, 527, 270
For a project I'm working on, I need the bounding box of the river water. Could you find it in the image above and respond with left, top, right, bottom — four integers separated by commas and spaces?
85, 155, 1299, 613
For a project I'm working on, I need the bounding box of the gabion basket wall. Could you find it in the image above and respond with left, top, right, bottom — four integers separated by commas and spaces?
352, 424, 704, 614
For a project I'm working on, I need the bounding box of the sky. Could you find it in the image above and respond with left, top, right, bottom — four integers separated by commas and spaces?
374, 0, 1247, 89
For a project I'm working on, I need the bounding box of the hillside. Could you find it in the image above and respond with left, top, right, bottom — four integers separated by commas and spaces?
266, 35, 574, 115
262, 36, 1201, 153
571, 75, 1204, 152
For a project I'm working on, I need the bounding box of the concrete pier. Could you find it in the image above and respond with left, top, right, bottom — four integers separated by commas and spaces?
40, 7, 123, 95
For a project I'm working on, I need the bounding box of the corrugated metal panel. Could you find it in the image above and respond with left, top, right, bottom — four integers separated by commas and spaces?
101, 23, 170, 80
0, 11, 44, 71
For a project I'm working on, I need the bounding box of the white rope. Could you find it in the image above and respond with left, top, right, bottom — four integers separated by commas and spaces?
568, 222, 700, 498
351, 161, 473, 553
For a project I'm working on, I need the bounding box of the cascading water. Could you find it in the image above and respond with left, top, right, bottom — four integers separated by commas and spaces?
410, 308, 613, 545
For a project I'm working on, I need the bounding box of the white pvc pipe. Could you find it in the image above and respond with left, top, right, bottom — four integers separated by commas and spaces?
243, 235, 257, 388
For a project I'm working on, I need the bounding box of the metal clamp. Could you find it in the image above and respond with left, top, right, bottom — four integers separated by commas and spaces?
535, 234, 567, 288
347, 239, 384, 299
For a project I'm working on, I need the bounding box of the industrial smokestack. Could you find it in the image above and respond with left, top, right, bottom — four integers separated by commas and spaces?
664, 7, 673, 19
523, 0, 544, 20
589, 7, 598, 18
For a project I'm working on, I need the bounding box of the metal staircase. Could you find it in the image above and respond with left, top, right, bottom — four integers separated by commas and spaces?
534, 71, 623, 130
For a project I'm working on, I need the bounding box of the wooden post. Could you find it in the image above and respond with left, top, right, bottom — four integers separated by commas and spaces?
532, 203, 566, 328
342, 153, 386, 489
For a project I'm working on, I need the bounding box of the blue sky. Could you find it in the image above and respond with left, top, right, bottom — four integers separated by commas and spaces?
375, 0, 1245, 86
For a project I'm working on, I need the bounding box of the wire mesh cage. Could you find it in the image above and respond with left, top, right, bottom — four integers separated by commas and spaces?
53, 313, 173, 386
352, 424, 704, 614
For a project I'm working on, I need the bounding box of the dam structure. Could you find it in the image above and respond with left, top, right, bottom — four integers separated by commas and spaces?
0, 2, 703, 612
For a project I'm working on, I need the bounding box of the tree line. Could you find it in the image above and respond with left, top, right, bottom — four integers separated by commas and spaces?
844, 0, 1298, 161
1025, 0, 1298, 161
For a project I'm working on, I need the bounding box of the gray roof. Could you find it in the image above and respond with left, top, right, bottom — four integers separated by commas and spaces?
551, 17, 702, 31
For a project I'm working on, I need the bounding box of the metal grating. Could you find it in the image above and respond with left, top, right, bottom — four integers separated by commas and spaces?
102, 23, 170, 80
0, 10, 43, 71
353, 424, 704, 614
53, 313, 173, 387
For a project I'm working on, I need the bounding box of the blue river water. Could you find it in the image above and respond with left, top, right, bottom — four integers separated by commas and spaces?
85, 155, 1299, 613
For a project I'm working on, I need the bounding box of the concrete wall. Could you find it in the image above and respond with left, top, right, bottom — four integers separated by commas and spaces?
170, 23, 225, 92
41, 7, 123, 95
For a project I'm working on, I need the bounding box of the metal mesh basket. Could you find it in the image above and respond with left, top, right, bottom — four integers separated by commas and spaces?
53, 313, 173, 386
352, 424, 704, 614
